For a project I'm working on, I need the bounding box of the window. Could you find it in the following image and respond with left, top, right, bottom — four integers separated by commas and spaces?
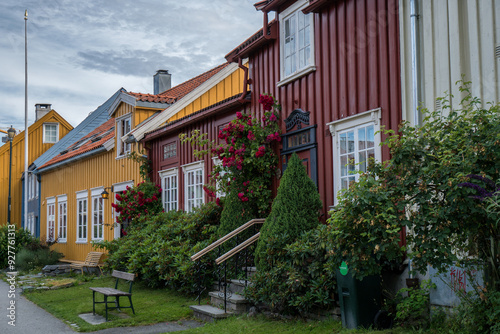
91, 190, 104, 241
117, 115, 132, 157
212, 157, 228, 198
26, 213, 35, 236
327, 108, 382, 206
76, 191, 88, 242
163, 142, 177, 160
112, 181, 133, 239
159, 168, 178, 212
182, 161, 204, 212
57, 195, 67, 242
43, 123, 59, 143
46, 197, 56, 242
279, 0, 315, 85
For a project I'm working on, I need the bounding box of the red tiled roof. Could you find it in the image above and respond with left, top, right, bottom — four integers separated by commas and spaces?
128, 63, 230, 104
39, 119, 115, 169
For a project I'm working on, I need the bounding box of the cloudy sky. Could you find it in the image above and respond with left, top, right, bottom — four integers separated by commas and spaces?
0, 0, 263, 135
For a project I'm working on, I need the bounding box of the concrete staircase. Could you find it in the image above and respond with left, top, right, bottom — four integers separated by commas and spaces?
190, 269, 255, 322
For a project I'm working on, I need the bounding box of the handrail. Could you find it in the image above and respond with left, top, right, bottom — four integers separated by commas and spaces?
216, 232, 260, 265
191, 218, 265, 262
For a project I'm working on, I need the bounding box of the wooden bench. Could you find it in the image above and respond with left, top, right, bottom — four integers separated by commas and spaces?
67, 252, 104, 275
89, 270, 135, 321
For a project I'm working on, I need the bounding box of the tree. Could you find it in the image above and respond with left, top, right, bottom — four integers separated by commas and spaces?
255, 152, 322, 270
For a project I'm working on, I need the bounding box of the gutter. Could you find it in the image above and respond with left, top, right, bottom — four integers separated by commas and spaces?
410, 0, 420, 126
238, 57, 251, 104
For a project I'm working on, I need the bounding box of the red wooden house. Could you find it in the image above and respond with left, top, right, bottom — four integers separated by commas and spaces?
226, 0, 401, 214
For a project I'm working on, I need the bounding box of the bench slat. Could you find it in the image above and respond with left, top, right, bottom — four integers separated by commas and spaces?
90, 287, 131, 296
112, 270, 135, 281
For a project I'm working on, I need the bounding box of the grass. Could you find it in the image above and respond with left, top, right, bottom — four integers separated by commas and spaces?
18, 273, 455, 334
23, 275, 195, 332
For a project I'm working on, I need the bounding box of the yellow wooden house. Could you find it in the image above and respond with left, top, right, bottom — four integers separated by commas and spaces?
37, 62, 245, 261
0, 106, 73, 228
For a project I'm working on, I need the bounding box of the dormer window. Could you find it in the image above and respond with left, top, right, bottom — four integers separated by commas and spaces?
117, 115, 132, 157
278, 0, 316, 86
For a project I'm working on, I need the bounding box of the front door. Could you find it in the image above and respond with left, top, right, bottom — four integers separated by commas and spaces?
281, 109, 318, 186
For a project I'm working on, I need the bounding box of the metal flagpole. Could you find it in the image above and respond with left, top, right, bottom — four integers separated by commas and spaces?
24, 10, 28, 228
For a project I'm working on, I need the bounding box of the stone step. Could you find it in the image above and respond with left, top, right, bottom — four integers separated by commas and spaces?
209, 291, 250, 314
211, 279, 253, 295
189, 305, 232, 322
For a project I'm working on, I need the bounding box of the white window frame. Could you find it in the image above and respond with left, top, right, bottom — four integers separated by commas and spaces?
278, 0, 316, 86
116, 114, 132, 158
57, 195, 67, 243
46, 197, 56, 242
43, 123, 59, 143
112, 180, 133, 239
76, 190, 88, 243
159, 167, 178, 212
182, 161, 205, 213
91, 187, 105, 241
327, 108, 382, 206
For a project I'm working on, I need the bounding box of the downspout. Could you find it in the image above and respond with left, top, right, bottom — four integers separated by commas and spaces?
238, 57, 251, 104
410, 0, 420, 126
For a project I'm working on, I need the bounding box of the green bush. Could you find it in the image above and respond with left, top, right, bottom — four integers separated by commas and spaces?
255, 153, 322, 270
97, 202, 222, 294
245, 225, 336, 315
15, 247, 63, 272
395, 279, 436, 329
0, 225, 37, 269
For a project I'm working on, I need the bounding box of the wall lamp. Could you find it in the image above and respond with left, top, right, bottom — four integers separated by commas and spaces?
101, 186, 114, 200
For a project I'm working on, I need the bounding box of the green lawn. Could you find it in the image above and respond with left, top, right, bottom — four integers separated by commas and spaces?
24, 276, 194, 332
23, 274, 445, 334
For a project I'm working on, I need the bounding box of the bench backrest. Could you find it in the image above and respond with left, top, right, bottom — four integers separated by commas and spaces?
84, 252, 103, 265
112, 270, 135, 282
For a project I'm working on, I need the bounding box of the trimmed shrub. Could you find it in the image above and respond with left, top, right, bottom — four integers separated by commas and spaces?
255, 152, 322, 270
245, 225, 337, 315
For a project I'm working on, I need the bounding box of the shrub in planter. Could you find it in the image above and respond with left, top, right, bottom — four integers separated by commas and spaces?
255, 152, 322, 270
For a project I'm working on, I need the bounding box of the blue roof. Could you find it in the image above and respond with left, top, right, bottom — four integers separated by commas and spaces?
32, 88, 124, 172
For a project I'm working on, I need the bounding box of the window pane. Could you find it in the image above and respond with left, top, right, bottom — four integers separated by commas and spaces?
359, 151, 367, 172
358, 127, 366, 150
347, 131, 355, 153
304, 25, 310, 47
367, 125, 375, 148
341, 156, 347, 176
340, 133, 347, 154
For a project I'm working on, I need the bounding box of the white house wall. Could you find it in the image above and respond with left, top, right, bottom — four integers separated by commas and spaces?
400, 0, 500, 125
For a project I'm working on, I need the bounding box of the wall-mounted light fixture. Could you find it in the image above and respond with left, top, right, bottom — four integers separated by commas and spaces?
101, 186, 114, 200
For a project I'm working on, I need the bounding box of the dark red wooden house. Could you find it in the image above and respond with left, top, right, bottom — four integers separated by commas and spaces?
225, 0, 401, 215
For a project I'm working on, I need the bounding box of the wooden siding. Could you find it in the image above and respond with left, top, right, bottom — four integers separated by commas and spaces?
0, 111, 73, 226
167, 67, 245, 122
399, 0, 500, 124
247, 0, 402, 214
135, 108, 158, 126
39, 149, 142, 261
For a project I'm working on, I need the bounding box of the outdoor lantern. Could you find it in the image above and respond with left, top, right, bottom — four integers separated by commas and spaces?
101, 187, 113, 200
7, 126, 15, 140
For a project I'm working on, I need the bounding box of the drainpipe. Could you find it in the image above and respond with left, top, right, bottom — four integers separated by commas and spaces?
238, 57, 251, 104
410, 0, 420, 126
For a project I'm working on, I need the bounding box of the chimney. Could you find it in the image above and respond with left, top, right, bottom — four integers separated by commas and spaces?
35, 103, 51, 121
153, 70, 171, 95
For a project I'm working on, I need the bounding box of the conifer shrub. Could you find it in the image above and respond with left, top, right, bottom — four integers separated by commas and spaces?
255, 152, 322, 270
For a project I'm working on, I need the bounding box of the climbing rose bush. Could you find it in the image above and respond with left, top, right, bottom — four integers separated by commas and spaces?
181, 93, 281, 216
111, 181, 163, 225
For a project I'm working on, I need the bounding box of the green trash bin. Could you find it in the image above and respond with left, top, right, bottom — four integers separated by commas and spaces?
336, 261, 381, 329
